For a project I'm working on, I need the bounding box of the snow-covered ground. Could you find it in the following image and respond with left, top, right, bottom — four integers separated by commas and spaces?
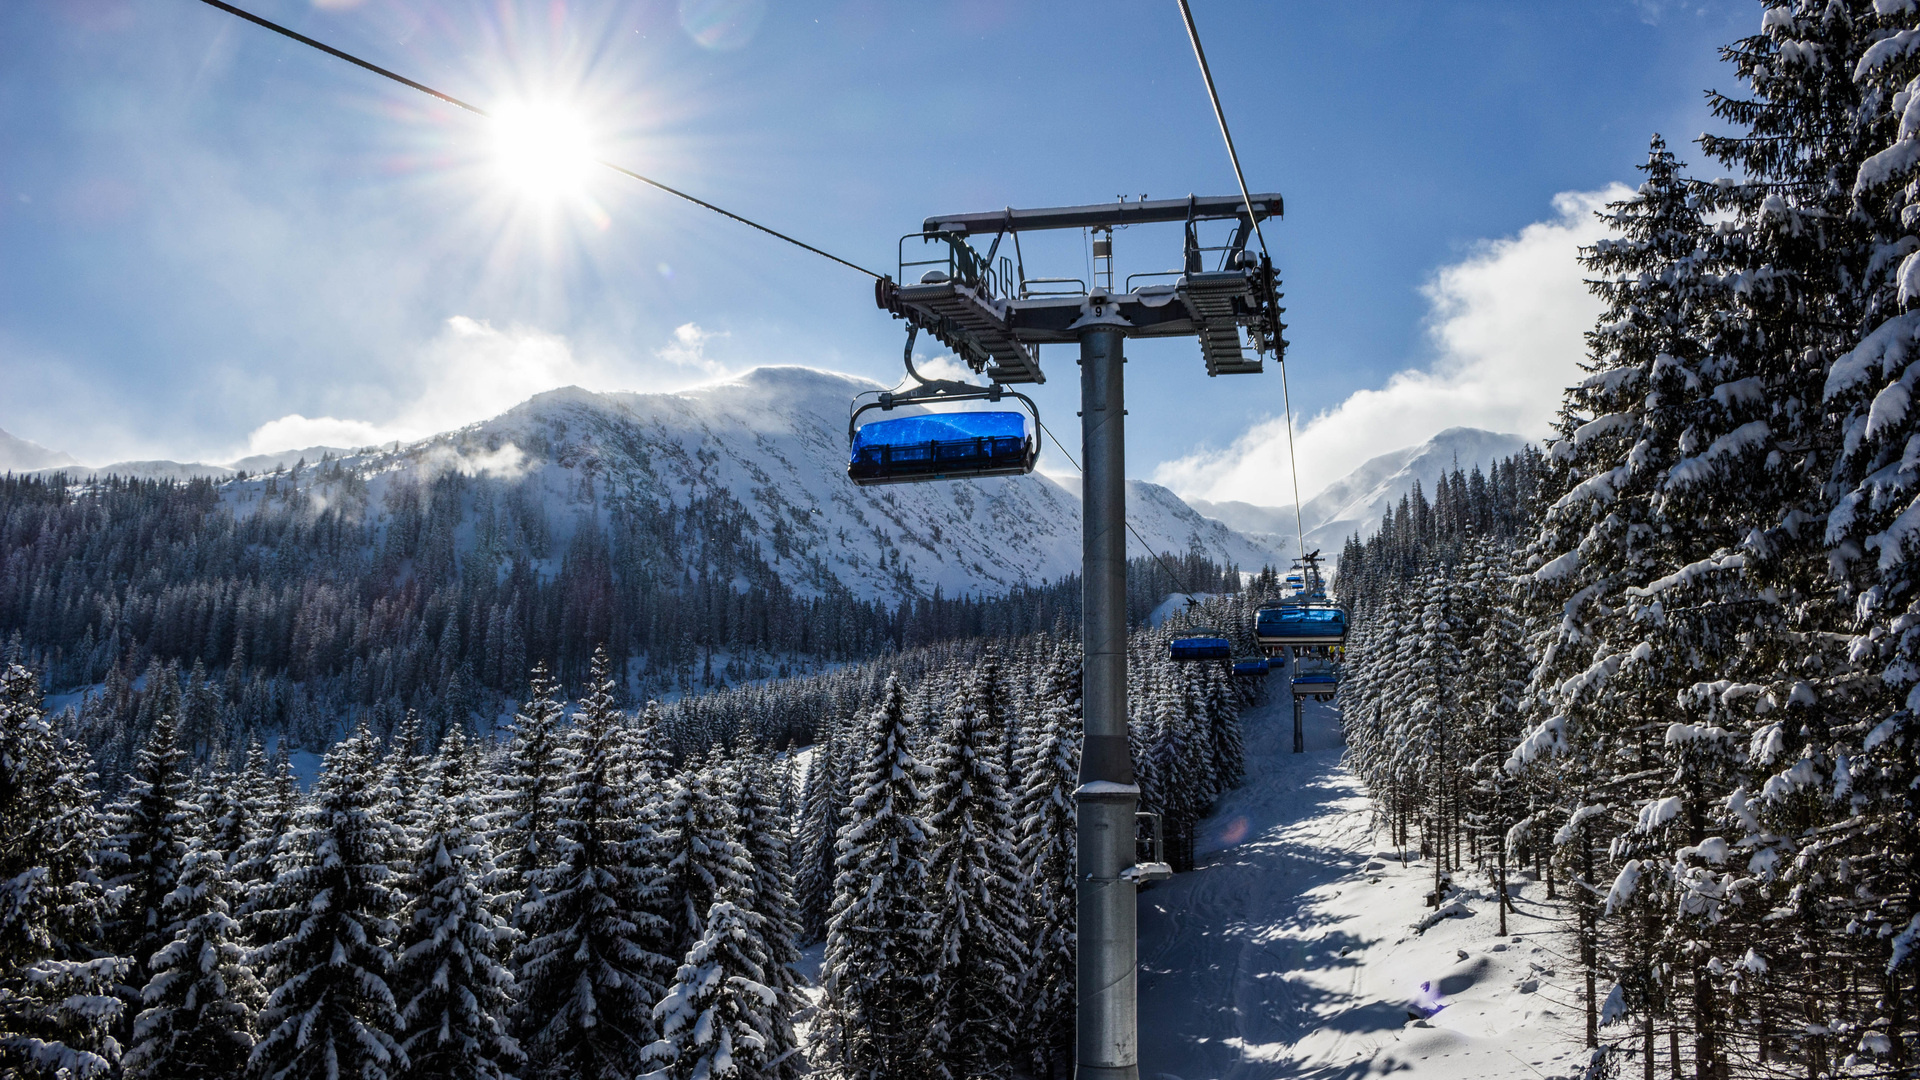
1138, 675, 1590, 1079
1146, 592, 1223, 628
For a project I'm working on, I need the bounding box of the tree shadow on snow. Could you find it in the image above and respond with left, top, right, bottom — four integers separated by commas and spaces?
1138, 694, 1416, 1078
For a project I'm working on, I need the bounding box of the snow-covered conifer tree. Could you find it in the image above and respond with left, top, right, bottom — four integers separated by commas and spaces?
641, 899, 777, 1080
232, 739, 297, 946
393, 727, 524, 1080
1808, 9, 1920, 1067
121, 833, 262, 1078
658, 756, 751, 961
792, 715, 852, 942
1014, 647, 1078, 1078
922, 667, 1029, 1080
634, 698, 679, 788
249, 724, 407, 1080
514, 646, 671, 1080
0, 664, 125, 1078
722, 743, 803, 1078
1198, 660, 1244, 793
493, 662, 565, 928
195, 746, 257, 870
816, 675, 936, 1079
379, 707, 433, 847
101, 712, 194, 998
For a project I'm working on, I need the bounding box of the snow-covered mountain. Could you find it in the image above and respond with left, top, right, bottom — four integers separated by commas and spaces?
213, 367, 1288, 603
1186, 426, 1533, 557
21, 444, 357, 483
0, 427, 77, 472
1297, 426, 1532, 550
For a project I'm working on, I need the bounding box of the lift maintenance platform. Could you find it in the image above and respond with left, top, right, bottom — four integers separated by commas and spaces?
873, 193, 1286, 384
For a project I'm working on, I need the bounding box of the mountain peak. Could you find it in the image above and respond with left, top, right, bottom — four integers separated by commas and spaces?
312, 367, 1291, 603
1183, 427, 1533, 558
0, 427, 78, 472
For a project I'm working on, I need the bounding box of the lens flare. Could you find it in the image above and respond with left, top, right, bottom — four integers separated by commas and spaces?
490, 102, 595, 201
679, 0, 766, 50
1218, 816, 1250, 846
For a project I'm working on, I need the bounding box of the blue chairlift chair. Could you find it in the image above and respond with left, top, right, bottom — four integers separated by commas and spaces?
1231, 657, 1269, 678
847, 325, 1042, 487
848, 410, 1036, 485
1168, 627, 1233, 662
1291, 656, 1339, 701
1254, 604, 1348, 649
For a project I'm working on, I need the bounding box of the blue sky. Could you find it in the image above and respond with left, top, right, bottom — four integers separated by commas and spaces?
2, 0, 1752, 502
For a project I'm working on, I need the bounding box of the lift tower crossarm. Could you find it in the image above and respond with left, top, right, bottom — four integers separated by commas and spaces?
922, 193, 1282, 235
879, 192, 1287, 385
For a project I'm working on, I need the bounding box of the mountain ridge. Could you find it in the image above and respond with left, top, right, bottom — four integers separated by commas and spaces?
1183, 426, 1534, 557
169, 367, 1291, 605
14, 370, 1533, 592
0, 427, 78, 472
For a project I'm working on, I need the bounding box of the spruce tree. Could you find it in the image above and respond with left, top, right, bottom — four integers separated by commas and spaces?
514, 647, 671, 1080
394, 727, 524, 1080
121, 836, 262, 1078
922, 667, 1029, 1080
232, 740, 296, 946
657, 757, 750, 962
816, 675, 936, 1079
250, 724, 407, 1080
1813, 6, 1920, 1068
379, 707, 433, 851
195, 749, 255, 870
493, 662, 565, 930
1014, 648, 1079, 1079
792, 716, 852, 942
102, 712, 195, 999
0, 664, 125, 1078
641, 899, 777, 1080
722, 743, 804, 1079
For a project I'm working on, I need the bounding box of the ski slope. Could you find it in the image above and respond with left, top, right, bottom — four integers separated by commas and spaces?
1138, 671, 1591, 1080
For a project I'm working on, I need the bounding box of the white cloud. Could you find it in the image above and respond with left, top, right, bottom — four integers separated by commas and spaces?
415, 442, 530, 480
1154, 186, 1626, 506
240, 315, 644, 456
243, 414, 397, 455
657, 321, 729, 375
908, 351, 980, 385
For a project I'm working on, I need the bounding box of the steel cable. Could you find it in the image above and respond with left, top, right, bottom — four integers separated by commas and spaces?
193, 0, 883, 280
1176, 0, 1307, 561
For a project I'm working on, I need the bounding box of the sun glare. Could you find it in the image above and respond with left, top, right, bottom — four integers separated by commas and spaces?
490, 102, 595, 200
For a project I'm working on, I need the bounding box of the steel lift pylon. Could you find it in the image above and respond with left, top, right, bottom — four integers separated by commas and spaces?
868, 193, 1286, 1080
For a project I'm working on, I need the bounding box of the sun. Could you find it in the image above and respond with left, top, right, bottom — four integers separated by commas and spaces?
489, 101, 596, 201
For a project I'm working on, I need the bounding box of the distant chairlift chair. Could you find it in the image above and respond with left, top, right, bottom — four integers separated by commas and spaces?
1253, 604, 1348, 651
1168, 627, 1233, 663
1291, 655, 1339, 701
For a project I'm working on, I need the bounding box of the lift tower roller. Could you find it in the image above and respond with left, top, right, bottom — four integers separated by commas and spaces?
872, 195, 1285, 1080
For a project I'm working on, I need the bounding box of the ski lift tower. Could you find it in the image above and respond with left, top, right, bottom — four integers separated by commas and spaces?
868, 194, 1286, 1080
